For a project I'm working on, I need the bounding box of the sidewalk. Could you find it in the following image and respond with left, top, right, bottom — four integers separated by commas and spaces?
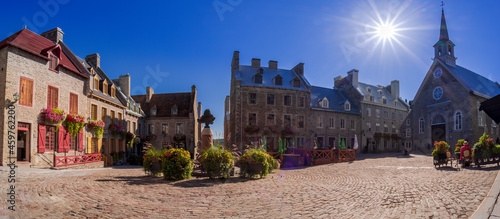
471, 169, 500, 218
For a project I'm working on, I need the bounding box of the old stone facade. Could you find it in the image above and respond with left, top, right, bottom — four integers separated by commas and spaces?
334, 70, 409, 152
226, 51, 362, 152
132, 86, 201, 158
401, 9, 500, 152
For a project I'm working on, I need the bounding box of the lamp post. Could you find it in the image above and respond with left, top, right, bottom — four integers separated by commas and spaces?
13, 92, 20, 103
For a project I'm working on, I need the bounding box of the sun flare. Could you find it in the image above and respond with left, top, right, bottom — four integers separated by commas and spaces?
376, 22, 396, 40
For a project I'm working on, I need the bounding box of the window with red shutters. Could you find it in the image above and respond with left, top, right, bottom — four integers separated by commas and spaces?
20, 77, 34, 106
38, 125, 46, 153
69, 93, 78, 114
69, 135, 78, 151
47, 86, 58, 108
45, 126, 57, 151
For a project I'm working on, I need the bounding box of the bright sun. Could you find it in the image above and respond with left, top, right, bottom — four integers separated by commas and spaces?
376, 22, 396, 40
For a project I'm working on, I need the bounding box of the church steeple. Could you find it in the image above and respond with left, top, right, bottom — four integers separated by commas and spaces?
434, 5, 456, 67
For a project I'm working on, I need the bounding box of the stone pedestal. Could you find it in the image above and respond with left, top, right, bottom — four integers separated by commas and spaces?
201, 127, 213, 151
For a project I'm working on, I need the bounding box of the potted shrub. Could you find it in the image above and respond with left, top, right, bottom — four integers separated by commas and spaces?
455, 139, 464, 157
88, 120, 105, 138
161, 148, 193, 180
431, 141, 450, 166
239, 149, 276, 178
143, 148, 165, 176
65, 114, 85, 137
472, 133, 497, 167
199, 146, 234, 179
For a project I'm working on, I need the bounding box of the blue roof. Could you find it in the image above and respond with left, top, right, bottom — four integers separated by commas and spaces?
310, 86, 361, 114
234, 65, 309, 91
355, 82, 408, 110
445, 63, 500, 98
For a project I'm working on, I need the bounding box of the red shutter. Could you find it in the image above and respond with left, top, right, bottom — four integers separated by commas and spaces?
38, 125, 46, 153
78, 131, 84, 152
57, 126, 65, 153
64, 127, 70, 152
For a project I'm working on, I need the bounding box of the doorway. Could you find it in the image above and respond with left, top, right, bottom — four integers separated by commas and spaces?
17, 123, 30, 162
432, 114, 446, 143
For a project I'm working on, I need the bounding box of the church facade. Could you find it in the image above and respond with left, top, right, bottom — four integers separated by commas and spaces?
402, 9, 500, 151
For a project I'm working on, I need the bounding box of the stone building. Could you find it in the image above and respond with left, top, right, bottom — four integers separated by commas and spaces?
0, 28, 91, 167
132, 86, 202, 158
334, 69, 409, 152
402, 9, 500, 151
225, 51, 362, 151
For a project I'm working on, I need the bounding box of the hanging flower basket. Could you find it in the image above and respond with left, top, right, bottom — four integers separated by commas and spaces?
244, 125, 260, 135
65, 114, 85, 137
280, 127, 294, 137
108, 124, 124, 137
374, 132, 382, 139
88, 120, 105, 138
173, 134, 186, 144
40, 107, 65, 130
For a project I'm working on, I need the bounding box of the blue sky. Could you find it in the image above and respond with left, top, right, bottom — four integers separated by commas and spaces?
2, 0, 500, 136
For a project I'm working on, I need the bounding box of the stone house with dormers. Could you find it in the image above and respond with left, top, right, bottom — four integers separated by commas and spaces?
401, 9, 500, 152
225, 51, 363, 152
333, 69, 410, 152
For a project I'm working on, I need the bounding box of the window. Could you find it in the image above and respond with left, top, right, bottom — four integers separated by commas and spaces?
111, 86, 116, 98
384, 110, 388, 119
148, 124, 154, 135
293, 79, 301, 88
366, 87, 371, 93
376, 123, 380, 132
297, 137, 304, 148
49, 54, 58, 71
382, 98, 387, 104
419, 118, 424, 133
367, 122, 371, 131
248, 93, 257, 104
69, 135, 77, 151
19, 77, 34, 106
340, 118, 345, 129
103, 81, 108, 95
284, 115, 291, 127
94, 78, 99, 90
248, 113, 257, 126
176, 123, 184, 134
133, 122, 136, 134
392, 112, 396, 120
118, 113, 122, 124
344, 101, 351, 111
328, 137, 336, 149
111, 110, 115, 124
406, 128, 411, 137
267, 94, 275, 105
162, 123, 169, 135
274, 76, 282, 85
267, 114, 275, 125
376, 109, 380, 118
69, 93, 78, 114
493, 120, 497, 128
298, 96, 305, 107
316, 137, 324, 149
297, 116, 304, 128
284, 95, 292, 106
151, 108, 157, 116
102, 108, 107, 123
91, 104, 98, 120
47, 86, 58, 108
321, 97, 329, 108
478, 102, 485, 126
254, 74, 263, 84
384, 124, 389, 133
171, 107, 178, 115
317, 116, 323, 128
329, 118, 335, 129
367, 108, 371, 117
369, 95, 374, 102
350, 120, 355, 130
433, 87, 443, 100
45, 126, 57, 151
406, 119, 410, 125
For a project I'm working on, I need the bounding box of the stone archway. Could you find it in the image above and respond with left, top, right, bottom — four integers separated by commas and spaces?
432, 115, 446, 143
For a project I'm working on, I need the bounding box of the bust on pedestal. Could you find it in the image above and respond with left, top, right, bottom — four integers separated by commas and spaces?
198, 109, 215, 151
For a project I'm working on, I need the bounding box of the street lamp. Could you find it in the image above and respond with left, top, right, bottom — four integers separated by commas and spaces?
13, 92, 20, 102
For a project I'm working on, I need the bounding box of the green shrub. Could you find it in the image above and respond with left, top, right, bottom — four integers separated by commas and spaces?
455, 139, 465, 152
472, 133, 495, 160
493, 145, 500, 155
161, 148, 193, 180
432, 141, 450, 157
200, 146, 234, 179
143, 148, 165, 176
239, 149, 276, 178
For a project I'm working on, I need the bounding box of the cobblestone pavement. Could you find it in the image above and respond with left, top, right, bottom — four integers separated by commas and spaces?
1, 153, 498, 218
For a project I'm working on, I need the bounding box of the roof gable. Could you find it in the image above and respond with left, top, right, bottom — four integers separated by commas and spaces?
132, 92, 193, 117
310, 86, 360, 114
234, 65, 309, 91
441, 61, 500, 98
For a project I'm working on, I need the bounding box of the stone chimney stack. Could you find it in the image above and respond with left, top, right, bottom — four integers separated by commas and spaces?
198, 102, 202, 119
292, 63, 304, 76
251, 58, 261, 68
41, 27, 64, 43
191, 85, 197, 95
390, 80, 400, 98
347, 69, 359, 87
85, 53, 100, 68
117, 74, 131, 97
268, 60, 278, 70
231, 51, 239, 71
146, 86, 154, 103
334, 75, 344, 88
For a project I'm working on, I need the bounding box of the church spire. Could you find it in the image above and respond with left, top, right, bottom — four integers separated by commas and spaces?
439, 8, 449, 41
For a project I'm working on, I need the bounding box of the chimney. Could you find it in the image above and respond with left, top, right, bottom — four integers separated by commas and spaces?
41, 27, 64, 43
191, 85, 197, 95
198, 102, 202, 119
117, 74, 131, 97
334, 75, 344, 88
347, 69, 359, 87
292, 63, 304, 76
231, 51, 239, 71
251, 58, 261, 68
85, 53, 100, 68
390, 80, 400, 98
268, 60, 278, 70
146, 86, 154, 103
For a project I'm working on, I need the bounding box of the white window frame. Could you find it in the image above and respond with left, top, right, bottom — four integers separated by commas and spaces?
340, 118, 346, 129
317, 116, 323, 128
406, 128, 411, 137
454, 111, 462, 130
419, 118, 424, 133
367, 108, 371, 117
329, 118, 335, 129
344, 101, 351, 111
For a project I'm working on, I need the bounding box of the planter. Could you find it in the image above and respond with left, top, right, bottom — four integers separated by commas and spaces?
206, 168, 232, 179
474, 154, 500, 168
247, 163, 264, 175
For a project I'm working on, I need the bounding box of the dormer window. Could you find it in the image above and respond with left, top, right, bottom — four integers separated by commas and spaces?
49, 54, 59, 71
382, 97, 387, 104
151, 108, 157, 116
111, 86, 116, 98
274, 75, 282, 86
368, 94, 374, 102
103, 81, 108, 95
344, 101, 351, 111
293, 78, 300, 88
366, 87, 371, 93
93, 76, 99, 91
254, 74, 263, 84
320, 97, 329, 108
377, 90, 382, 95
171, 105, 178, 115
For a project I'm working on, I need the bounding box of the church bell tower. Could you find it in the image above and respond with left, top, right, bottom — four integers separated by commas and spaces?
433, 7, 456, 67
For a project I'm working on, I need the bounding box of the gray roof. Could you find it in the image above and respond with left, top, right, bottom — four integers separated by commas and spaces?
234, 65, 309, 91
355, 82, 407, 110
310, 86, 361, 115
444, 63, 500, 98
